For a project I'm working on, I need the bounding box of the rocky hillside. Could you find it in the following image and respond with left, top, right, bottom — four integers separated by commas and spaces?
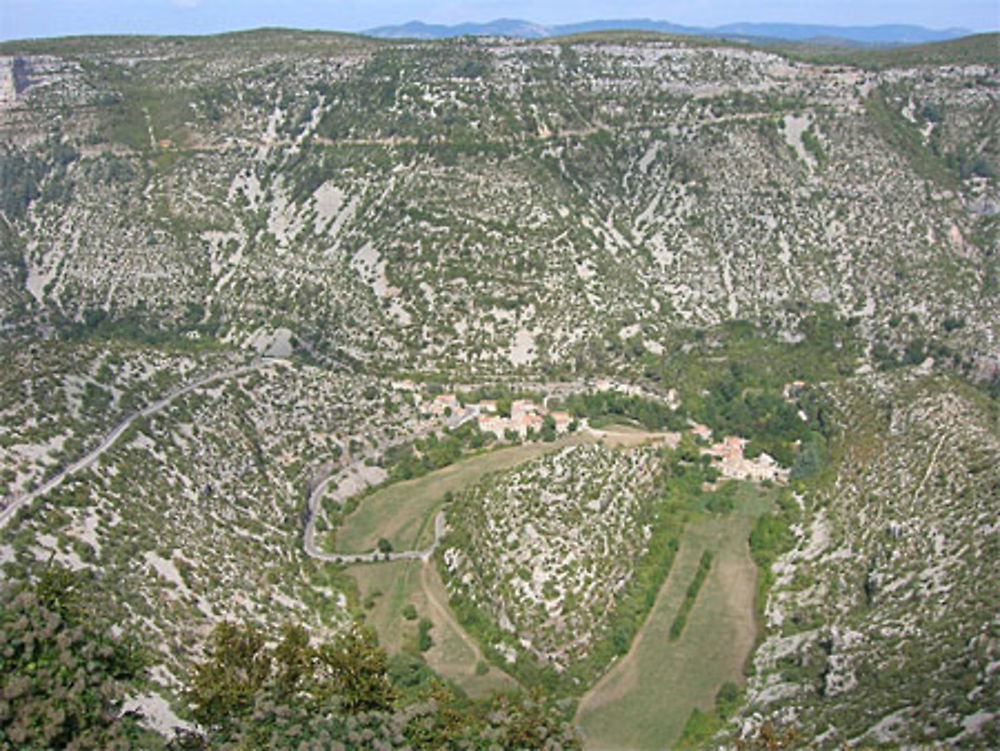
0, 29, 997, 748
0, 31, 997, 379
441, 443, 663, 674
741, 372, 999, 747
0, 354, 419, 685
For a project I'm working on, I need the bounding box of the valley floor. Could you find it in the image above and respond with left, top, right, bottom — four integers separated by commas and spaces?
332, 425, 775, 745
0, 351, 796, 744
576, 488, 772, 749
349, 556, 521, 697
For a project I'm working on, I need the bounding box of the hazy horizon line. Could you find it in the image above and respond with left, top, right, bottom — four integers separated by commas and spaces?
2, 16, 998, 45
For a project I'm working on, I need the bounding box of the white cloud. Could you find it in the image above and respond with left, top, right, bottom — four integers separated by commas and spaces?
170, 0, 207, 9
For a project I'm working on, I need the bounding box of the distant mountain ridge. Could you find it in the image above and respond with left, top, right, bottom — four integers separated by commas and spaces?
364, 17, 974, 46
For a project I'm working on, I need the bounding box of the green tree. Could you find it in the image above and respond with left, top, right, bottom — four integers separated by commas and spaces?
315, 625, 396, 712
272, 623, 312, 698
417, 617, 434, 652
0, 566, 153, 750
677, 433, 701, 462
387, 652, 435, 694
497, 397, 513, 418
186, 621, 272, 730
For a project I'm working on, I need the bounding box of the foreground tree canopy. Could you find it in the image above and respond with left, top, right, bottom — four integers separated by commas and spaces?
0, 566, 148, 750
1, 565, 581, 750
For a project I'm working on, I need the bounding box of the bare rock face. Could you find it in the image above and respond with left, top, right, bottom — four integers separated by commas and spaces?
0, 55, 91, 111
0, 30, 997, 749
0, 56, 52, 105
968, 195, 999, 216
970, 353, 999, 386
0, 58, 15, 105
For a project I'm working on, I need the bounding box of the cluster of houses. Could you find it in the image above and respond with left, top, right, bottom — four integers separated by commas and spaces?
422, 393, 574, 439
393, 380, 790, 484
479, 399, 574, 440
654, 424, 787, 484
699, 427, 788, 483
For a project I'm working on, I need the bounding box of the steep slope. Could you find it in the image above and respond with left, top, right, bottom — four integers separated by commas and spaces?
742, 373, 999, 747
441, 443, 664, 673
0, 30, 997, 747
0, 33, 996, 378
0, 355, 418, 684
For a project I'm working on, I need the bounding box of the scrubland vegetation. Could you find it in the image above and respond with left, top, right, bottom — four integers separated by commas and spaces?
0, 26, 996, 750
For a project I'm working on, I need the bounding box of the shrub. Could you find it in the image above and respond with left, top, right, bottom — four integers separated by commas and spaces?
669, 551, 713, 640
417, 618, 434, 652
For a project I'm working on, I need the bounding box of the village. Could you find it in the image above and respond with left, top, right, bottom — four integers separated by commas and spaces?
401, 384, 789, 485
423, 392, 574, 440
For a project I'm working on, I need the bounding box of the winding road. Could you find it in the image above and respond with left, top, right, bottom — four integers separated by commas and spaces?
303, 509, 447, 565
0, 359, 277, 531
299, 419, 680, 565
300, 407, 482, 564
3, 355, 671, 569
300, 412, 455, 565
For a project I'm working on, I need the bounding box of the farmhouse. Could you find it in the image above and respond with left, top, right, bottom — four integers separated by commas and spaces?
716, 451, 787, 483
477, 415, 507, 440
511, 399, 539, 418
426, 393, 461, 417
474, 399, 554, 439
517, 411, 544, 437
691, 423, 713, 442
704, 435, 788, 484
710, 436, 746, 461
551, 411, 572, 433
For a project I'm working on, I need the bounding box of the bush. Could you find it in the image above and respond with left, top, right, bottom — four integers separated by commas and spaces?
749, 507, 797, 621
387, 652, 434, 692
417, 618, 434, 652
186, 622, 273, 729
706, 488, 735, 514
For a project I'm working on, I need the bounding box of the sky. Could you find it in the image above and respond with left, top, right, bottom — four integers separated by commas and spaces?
1, 0, 998, 42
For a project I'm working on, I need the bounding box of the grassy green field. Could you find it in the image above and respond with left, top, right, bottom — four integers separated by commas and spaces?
349, 558, 518, 698
349, 559, 423, 654
343, 426, 757, 710
576, 485, 774, 750
334, 434, 594, 554
341, 428, 678, 696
